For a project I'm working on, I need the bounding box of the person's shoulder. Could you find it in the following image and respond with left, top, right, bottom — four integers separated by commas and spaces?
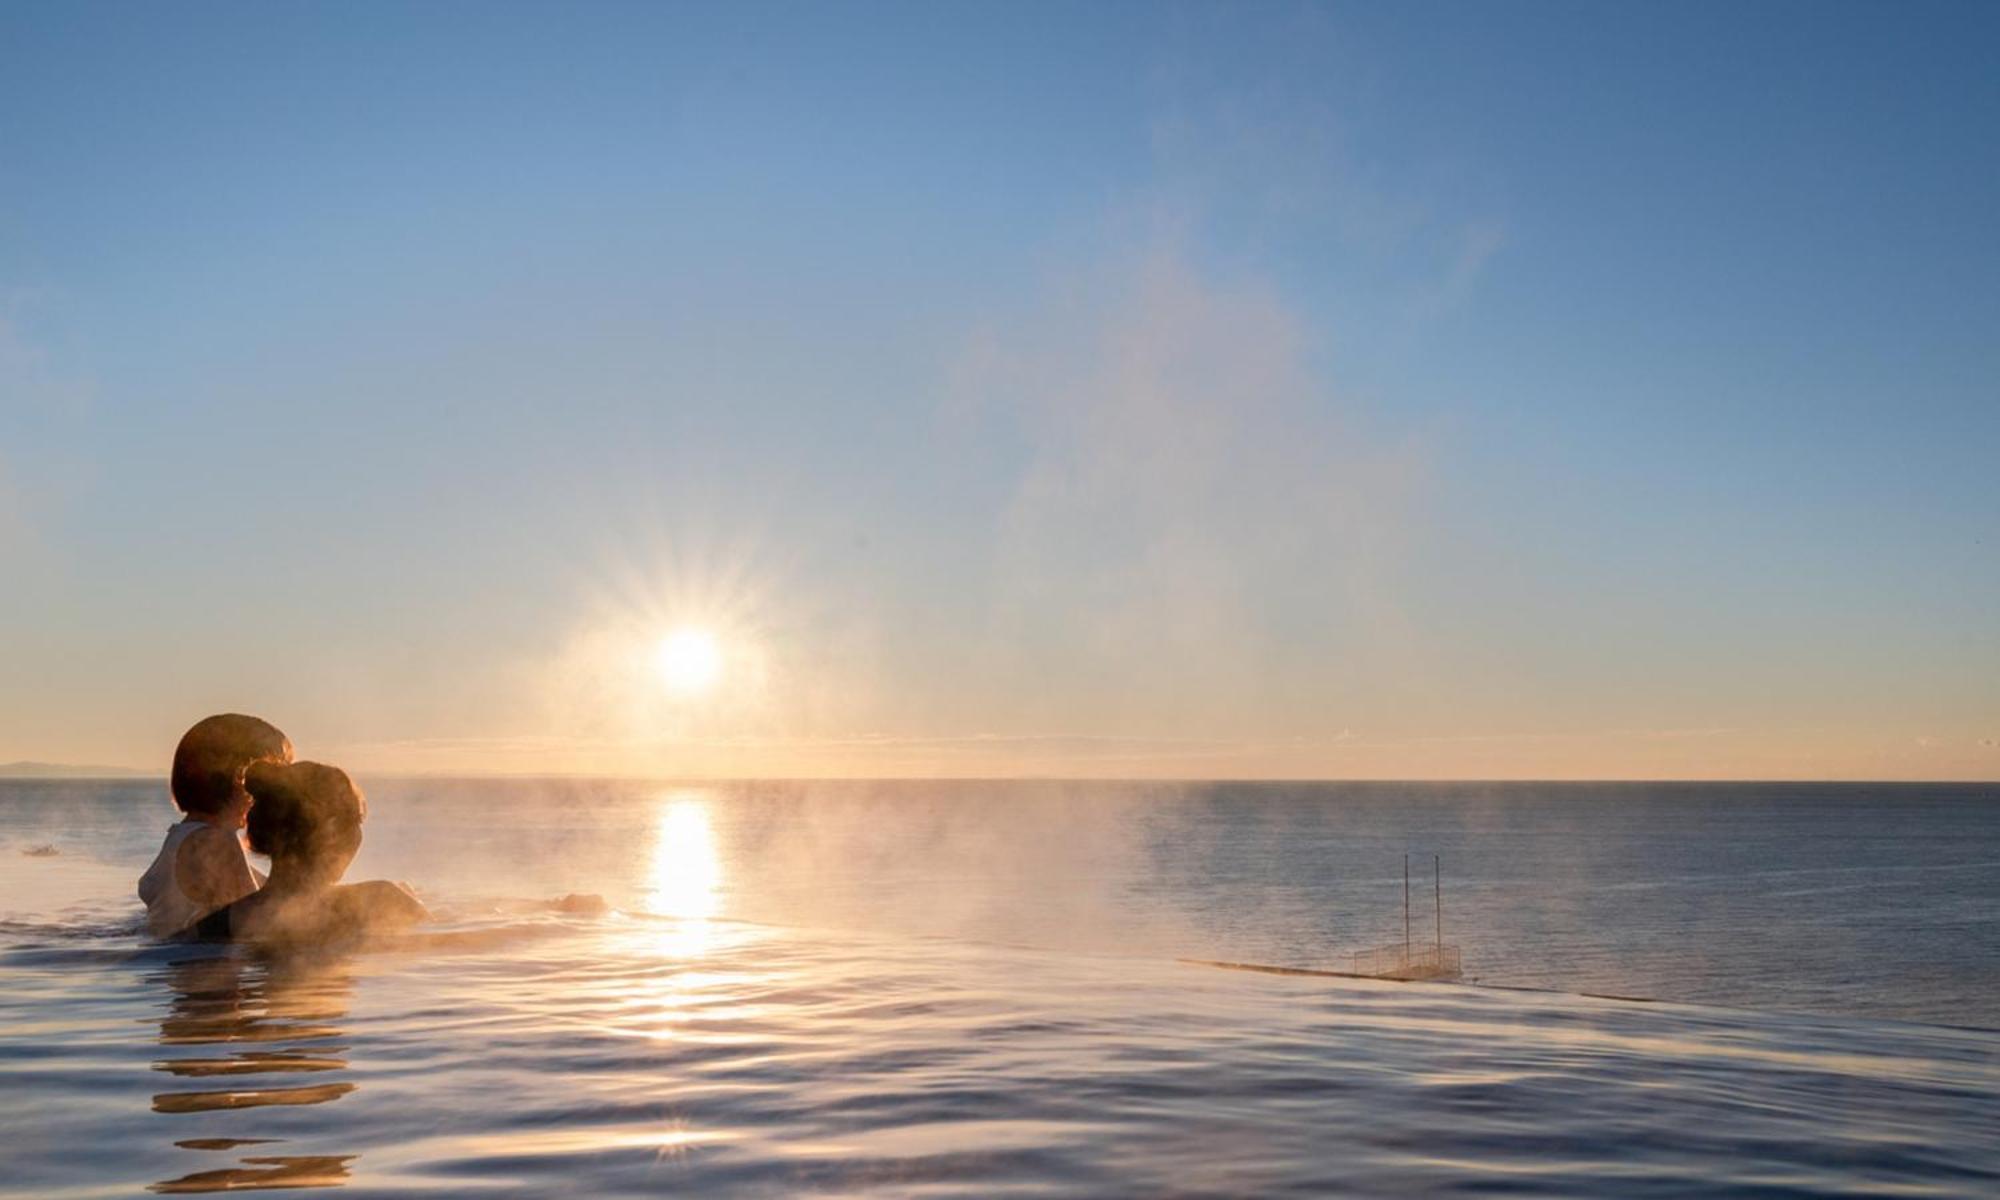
173, 824, 256, 909
175, 824, 246, 869
336, 880, 431, 926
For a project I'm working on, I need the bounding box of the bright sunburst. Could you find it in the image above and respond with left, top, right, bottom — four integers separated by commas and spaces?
654, 627, 723, 696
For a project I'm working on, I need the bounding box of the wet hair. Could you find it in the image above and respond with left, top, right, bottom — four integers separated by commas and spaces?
170, 714, 294, 816
244, 761, 365, 866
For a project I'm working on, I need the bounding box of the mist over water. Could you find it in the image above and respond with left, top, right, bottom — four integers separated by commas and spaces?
4, 779, 1998, 1197
6, 778, 1997, 1023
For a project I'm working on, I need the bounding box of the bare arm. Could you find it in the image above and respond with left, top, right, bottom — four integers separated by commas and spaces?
174, 826, 260, 911
326, 880, 430, 936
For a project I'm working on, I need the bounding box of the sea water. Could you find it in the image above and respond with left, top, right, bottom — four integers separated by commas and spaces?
2, 779, 1996, 1196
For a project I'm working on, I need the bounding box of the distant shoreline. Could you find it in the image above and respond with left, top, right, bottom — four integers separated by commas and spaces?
0, 762, 155, 780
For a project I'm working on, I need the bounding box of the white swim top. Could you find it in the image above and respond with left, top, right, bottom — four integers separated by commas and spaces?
137, 820, 215, 938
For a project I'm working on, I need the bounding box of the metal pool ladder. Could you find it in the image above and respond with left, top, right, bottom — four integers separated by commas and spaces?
1350, 854, 1463, 981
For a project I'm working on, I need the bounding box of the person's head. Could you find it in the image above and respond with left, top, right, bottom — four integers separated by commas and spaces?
244, 761, 365, 884
170, 714, 294, 827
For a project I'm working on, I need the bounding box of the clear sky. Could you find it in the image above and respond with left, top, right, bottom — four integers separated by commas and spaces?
2, 1, 1995, 779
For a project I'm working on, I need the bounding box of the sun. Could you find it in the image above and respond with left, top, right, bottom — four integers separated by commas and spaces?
654, 627, 723, 696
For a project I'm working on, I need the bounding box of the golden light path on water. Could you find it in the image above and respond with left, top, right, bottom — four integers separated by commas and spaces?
643, 792, 722, 957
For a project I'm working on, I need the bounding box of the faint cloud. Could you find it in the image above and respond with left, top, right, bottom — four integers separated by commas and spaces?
0, 303, 92, 416
0, 311, 39, 388
0, 300, 95, 578
927, 14, 1508, 758
1145, 12, 1505, 326
1348, 727, 1751, 749
959, 236, 1426, 732
1410, 220, 1507, 323
0, 456, 31, 555
345, 730, 1252, 757
330, 729, 1286, 777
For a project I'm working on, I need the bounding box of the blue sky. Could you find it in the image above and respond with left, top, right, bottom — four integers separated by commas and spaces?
2, 1, 1995, 778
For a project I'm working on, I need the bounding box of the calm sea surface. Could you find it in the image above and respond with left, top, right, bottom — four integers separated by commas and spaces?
3, 779, 1996, 1196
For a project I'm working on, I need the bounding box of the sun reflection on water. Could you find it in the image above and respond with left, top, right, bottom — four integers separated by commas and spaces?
644, 793, 722, 956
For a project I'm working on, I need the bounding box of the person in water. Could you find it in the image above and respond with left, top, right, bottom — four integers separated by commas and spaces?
191, 759, 429, 944
138, 713, 294, 938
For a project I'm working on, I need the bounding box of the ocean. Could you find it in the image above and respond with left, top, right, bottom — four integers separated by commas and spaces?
2, 779, 1996, 1196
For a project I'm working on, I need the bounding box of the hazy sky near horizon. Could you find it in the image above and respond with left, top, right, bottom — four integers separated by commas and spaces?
2, 1, 1996, 780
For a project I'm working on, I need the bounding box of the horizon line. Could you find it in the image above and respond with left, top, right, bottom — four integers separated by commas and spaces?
4, 765, 1994, 788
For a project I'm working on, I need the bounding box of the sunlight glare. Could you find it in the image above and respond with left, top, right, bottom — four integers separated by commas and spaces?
654, 627, 723, 697
646, 794, 721, 924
